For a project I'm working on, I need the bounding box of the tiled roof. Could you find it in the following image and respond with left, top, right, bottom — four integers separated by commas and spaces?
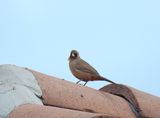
8, 69, 160, 118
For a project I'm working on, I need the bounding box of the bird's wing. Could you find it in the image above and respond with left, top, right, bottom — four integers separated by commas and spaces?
75, 59, 100, 76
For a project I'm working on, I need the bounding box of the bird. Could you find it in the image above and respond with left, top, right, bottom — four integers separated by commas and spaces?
68, 50, 116, 86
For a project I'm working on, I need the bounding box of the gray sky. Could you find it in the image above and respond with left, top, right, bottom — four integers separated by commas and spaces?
0, 0, 160, 96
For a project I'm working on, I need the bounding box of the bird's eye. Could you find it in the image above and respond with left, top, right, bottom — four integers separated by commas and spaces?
72, 53, 75, 57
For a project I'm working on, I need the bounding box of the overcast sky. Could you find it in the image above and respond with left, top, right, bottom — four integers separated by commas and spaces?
0, 0, 160, 96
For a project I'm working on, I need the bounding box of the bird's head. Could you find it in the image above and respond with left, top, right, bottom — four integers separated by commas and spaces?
68, 50, 80, 60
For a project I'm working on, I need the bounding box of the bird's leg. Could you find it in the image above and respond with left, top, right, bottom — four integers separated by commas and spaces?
76, 80, 81, 84
83, 81, 88, 86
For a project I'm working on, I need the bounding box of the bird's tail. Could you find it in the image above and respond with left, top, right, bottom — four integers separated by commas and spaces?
100, 76, 116, 84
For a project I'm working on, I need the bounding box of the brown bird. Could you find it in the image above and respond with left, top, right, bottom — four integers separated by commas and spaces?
68, 50, 116, 86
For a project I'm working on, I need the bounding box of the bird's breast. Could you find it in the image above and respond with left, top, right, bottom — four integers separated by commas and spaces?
69, 60, 98, 81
